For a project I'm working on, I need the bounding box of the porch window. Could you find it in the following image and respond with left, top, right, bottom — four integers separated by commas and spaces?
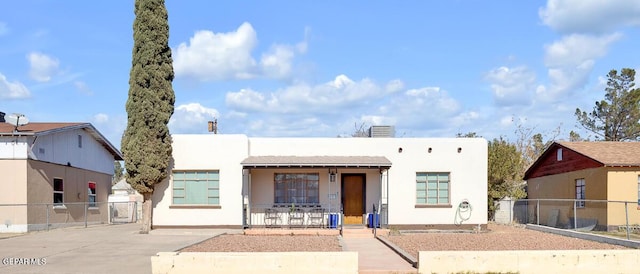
575, 178, 585, 208
53, 178, 64, 205
416, 172, 449, 205
274, 173, 319, 204
172, 171, 219, 205
88, 182, 96, 207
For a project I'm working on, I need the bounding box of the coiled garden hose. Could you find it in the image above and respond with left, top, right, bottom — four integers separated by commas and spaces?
454, 199, 472, 225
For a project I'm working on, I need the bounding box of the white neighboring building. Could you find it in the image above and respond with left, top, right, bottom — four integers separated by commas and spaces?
108, 179, 142, 223
152, 132, 488, 229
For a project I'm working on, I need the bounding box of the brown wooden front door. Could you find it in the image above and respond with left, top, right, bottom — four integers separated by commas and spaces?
342, 174, 364, 225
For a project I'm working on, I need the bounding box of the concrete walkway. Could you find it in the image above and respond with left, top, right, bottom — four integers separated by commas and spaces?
0, 223, 239, 274
1, 223, 418, 274
341, 237, 417, 273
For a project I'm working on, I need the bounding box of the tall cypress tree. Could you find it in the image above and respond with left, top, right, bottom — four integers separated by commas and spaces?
122, 0, 175, 234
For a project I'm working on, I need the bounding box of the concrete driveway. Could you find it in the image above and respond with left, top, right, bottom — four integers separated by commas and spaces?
0, 223, 239, 274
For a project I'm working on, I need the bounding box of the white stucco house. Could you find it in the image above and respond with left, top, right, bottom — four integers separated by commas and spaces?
152, 129, 488, 230
108, 179, 142, 224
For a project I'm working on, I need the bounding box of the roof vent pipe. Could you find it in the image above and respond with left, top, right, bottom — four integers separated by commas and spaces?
208, 119, 218, 134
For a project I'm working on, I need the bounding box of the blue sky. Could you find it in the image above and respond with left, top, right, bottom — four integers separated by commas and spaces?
1, 1, 640, 149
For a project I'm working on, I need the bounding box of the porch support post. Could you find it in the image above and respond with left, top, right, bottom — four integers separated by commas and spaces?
328, 168, 331, 215
248, 170, 252, 228
385, 168, 389, 227
378, 169, 383, 226
244, 169, 251, 228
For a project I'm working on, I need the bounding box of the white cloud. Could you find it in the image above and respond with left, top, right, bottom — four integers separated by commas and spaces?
295, 26, 311, 54
0, 22, 8, 36
385, 79, 404, 93
450, 111, 480, 128
330, 74, 355, 89
379, 87, 461, 129
0, 73, 31, 99
260, 44, 295, 79
173, 22, 257, 81
173, 22, 308, 81
27, 52, 59, 82
360, 115, 396, 127
538, 33, 621, 101
540, 0, 640, 34
226, 74, 394, 114
485, 66, 536, 106
221, 74, 466, 137
169, 103, 220, 133
74, 81, 92, 95
499, 116, 514, 127
543, 33, 622, 67
93, 113, 109, 123
225, 88, 268, 110
240, 115, 332, 137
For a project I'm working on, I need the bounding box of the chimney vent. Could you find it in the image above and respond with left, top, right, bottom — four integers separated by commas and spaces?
207, 119, 218, 134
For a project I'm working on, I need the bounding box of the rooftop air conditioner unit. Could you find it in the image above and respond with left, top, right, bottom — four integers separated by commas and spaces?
368, 126, 395, 138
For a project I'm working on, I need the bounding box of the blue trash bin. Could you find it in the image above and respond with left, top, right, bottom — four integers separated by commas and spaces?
328, 213, 338, 228
368, 213, 380, 228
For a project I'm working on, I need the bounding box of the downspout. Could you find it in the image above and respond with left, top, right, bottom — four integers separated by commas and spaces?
245, 136, 251, 228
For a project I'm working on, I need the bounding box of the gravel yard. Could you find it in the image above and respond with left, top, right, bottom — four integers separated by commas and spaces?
179, 223, 627, 257
382, 223, 628, 259
180, 235, 342, 252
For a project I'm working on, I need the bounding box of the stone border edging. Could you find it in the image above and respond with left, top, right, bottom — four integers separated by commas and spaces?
375, 235, 418, 267
526, 224, 640, 249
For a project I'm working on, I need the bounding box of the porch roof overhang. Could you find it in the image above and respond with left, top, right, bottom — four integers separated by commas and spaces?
241, 156, 392, 169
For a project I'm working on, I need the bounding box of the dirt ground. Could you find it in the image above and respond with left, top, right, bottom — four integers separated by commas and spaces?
180, 223, 628, 259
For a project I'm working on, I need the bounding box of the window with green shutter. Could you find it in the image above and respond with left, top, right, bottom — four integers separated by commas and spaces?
416, 172, 450, 205
172, 171, 220, 205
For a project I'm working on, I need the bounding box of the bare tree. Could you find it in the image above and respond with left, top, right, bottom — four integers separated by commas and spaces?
351, 122, 369, 137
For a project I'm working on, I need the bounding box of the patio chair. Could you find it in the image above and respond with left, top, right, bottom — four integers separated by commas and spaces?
264, 208, 282, 228
288, 208, 305, 228
307, 208, 325, 228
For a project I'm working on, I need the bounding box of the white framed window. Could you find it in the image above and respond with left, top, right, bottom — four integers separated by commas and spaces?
416, 172, 450, 205
274, 173, 319, 204
576, 178, 585, 208
557, 148, 563, 161
88, 182, 96, 208
172, 170, 219, 205
53, 178, 64, 205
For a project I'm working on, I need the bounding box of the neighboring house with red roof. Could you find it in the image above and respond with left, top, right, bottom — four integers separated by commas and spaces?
524, 141, 640, 230
0, 112, 123, 232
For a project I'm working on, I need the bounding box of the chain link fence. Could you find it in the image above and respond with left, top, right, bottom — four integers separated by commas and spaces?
495, 198, 640, 240
0, 201, 139, 233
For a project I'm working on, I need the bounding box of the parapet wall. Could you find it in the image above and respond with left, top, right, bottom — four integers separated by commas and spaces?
151, 251, 358, 274
419, 250, 640, 274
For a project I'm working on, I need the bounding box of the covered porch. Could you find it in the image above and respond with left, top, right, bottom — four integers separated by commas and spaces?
241, 156, 391, 229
